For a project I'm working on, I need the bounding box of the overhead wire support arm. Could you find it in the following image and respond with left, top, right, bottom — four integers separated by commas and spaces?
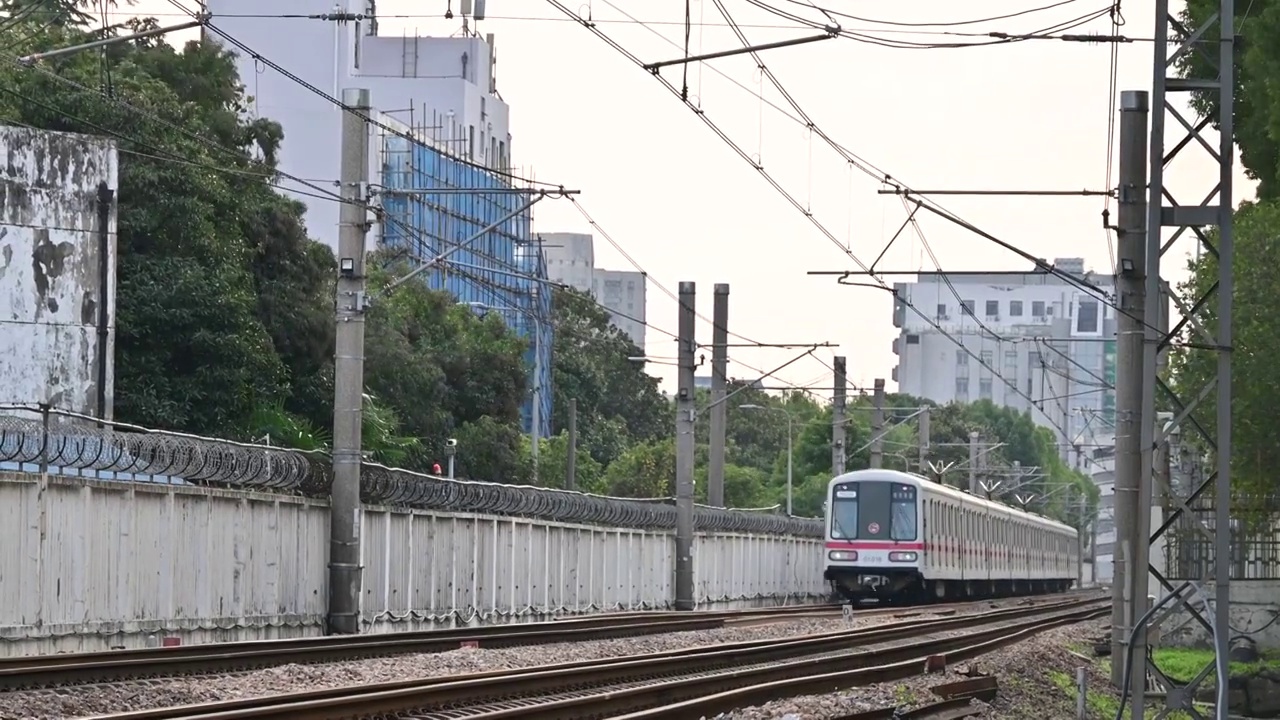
381, 190, 560, 296
642, 27, 840, 72
875, 188, 1116, 197
17, 16, 208, 64
378, 187, 581, 196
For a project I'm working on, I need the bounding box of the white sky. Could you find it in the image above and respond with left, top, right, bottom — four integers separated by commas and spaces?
130, 0, 1255, 397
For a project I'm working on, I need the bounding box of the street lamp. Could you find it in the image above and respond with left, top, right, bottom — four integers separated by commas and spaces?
740, 404, 793, 516
464, 301, 545, 482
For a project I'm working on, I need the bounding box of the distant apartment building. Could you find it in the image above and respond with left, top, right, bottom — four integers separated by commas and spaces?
889, 257, 1163, 469
540, 232, 647, 349
207, 0, 551, 438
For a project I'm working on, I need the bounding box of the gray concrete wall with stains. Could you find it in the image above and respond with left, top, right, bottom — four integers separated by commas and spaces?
0, 125, 118, 418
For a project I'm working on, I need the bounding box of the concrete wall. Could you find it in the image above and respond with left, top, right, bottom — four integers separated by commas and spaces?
0, 473, 826, 656
0, 125, 117, 416
1158, 580, 1280, 650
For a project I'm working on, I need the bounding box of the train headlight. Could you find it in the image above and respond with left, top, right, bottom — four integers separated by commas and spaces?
888, 551, 918, 562
828, 550, 858, 562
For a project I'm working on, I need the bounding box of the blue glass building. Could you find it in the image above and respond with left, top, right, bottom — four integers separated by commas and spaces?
379, 132, 553, 440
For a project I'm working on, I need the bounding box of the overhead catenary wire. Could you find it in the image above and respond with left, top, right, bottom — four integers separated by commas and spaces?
777, 0, 1090, 28
546, 1, 1084, 442
746, 0, 1118, 50
585, 0, 1157, 339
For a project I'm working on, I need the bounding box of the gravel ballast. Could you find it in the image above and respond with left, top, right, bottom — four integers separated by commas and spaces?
0, 611, 946, 720
0, 596, 1091, 720
711, 618, 1115, 720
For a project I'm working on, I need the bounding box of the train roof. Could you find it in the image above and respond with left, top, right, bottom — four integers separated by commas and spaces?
828, 469, 1078, 535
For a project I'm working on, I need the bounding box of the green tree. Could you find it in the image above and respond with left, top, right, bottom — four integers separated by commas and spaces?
601, 438, 676, 498
450, 416, 531, 483
1181, 0, 1279, 199
518, 431, 606, 492
550, 287, 667, 466
0, 21, 313, 436
363, 257, 530, 473
0, 17, 541, 478
1169, 201, 1280, 504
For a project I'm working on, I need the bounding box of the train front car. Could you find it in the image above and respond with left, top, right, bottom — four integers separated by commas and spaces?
823, 471, 923, 604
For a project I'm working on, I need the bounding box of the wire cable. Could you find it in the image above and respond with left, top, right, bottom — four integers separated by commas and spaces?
585, 0, 1151, 340
564, 196, 772, 348
162, 0, 563, 191
778, 0, 1088, 28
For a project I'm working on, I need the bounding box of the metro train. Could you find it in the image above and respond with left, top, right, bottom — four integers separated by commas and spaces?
823, 469, 1080, 604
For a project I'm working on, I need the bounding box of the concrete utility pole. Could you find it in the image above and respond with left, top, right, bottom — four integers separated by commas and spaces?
832, 356, 847, 476
968, 431, 979, 493
674, 281, 697, 611
918, 407, 930, 475
566, 398, 578, 491
870, 379, 885, 469
707, 284, 729, 507
328, 87, 371, 636
1111, 89, 1149, 689
1075, 490, 1085, 588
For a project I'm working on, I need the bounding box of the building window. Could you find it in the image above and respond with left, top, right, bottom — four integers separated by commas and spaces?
1076, 298, 1100, 333
979, 378, 993, 399
956, 350, 968, 366
980, 350, 993, 366
1032, 300, 1046, 317
936, 303, 947, 318
906, 333, 920, 345
468, 125, 476, 159
985, 300, 999, 317
955, 377, 969, 396
961, 300, 975, 316
1004, 350, 1018, 372
1029, 351, 1042, 368
1010, 300, 1023, 316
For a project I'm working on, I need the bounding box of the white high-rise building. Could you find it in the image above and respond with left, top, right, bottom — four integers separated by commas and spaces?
889, 257, 1157, 469
540, 232, 647, 349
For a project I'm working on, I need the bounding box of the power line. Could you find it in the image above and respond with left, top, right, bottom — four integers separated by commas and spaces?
161, 0, 563, 191
747, 0, 1119, 50
777, 0, 1091, 28
551, 1, 1090, 443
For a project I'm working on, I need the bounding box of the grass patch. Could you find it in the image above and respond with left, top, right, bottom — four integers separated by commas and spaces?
1152, 647, 1280, 685
1047, 669, 1195, 719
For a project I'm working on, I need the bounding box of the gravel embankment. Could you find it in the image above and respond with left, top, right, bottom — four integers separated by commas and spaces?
0, 612, 939, 720
711, 618, 1113, 720
0, 596, 1087, 720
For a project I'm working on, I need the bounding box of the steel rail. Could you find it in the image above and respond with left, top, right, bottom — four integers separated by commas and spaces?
0, 592, 1091, 691
0, 604, 865, 690
83, 594, 1107, 720
0, 615, 729, 690
610, 606, 1107, 719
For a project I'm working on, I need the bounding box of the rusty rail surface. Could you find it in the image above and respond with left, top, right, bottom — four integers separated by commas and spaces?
0, 614, 739, 690
83, 592, 1109, 720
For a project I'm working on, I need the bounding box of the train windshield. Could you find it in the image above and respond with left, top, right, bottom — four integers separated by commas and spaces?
830, 483, 859, 539
830, 481, 917, 541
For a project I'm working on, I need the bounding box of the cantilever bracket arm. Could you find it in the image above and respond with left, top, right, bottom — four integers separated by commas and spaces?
18, 16, 209, 65
643, 28, 839, 72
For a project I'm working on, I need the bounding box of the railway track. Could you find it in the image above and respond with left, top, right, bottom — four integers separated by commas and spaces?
82, 592, 1109, 720
0, 612, 778, 691
0, 593, 1088, 691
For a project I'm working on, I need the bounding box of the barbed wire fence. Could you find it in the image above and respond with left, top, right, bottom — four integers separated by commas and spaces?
0, 404, 823, 537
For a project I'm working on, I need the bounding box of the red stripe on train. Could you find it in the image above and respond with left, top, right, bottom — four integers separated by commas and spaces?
825, 541, 925, 550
